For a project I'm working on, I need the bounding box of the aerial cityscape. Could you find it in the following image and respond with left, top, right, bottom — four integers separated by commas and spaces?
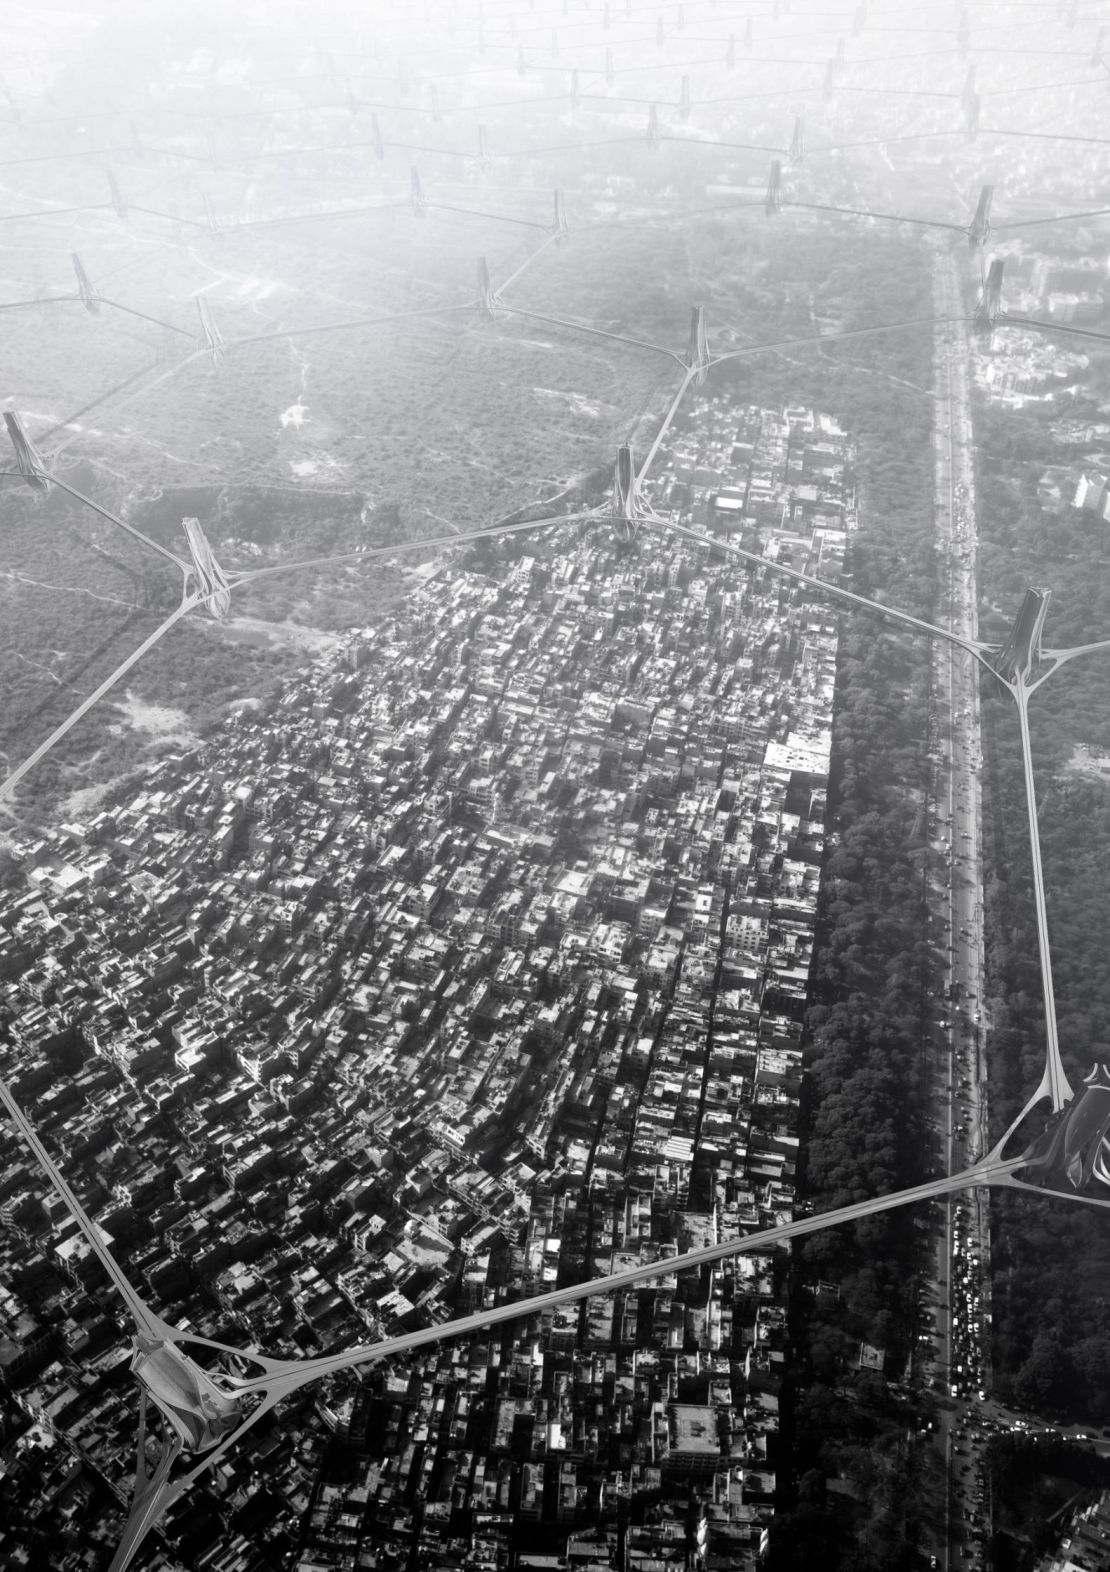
3, 1, 1110, 1569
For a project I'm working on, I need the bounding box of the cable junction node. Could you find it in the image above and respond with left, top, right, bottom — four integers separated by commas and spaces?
71, 251, 100, 313
477, 255, 501, 316
196, 296, 226, 364
106, 167, 128, 221
968, 183, 993, 248
685, 304, 711, 384
974, 257, 1004, 334
182, 516, 233, 619
765, 159, 784, 215
3, 412, 51, 492
410, 165, 426, 217
789, 115, 805, 166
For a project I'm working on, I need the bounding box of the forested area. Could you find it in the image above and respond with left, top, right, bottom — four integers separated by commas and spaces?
729, 236, 946, 1569
973, 392, 1110, 1423
985, 1433, 1110, 1572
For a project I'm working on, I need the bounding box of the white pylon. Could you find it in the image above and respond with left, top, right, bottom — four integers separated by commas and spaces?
196, 297, 225, 364
182, 518, 232, 618
3, 412, 50, 492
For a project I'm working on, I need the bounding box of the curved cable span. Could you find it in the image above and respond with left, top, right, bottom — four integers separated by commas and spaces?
0, 592, 201, 807
791, 199, 968, 233
981, 75, 1106, 95
45, 473, 190, 573
0, 202, 113, 225
6, 299, 986, 800
3, 31, 1108, 1566
502, 302, 688, 365
999, 313, 1110, 347
234, 199, 408, 231
99, 298, 199, 337
993, 207, 1110, 230
0, 146, 130, 169
0, 295, 75, 311
228, 301, 472, 348
46, 350, 209, 460
979, 126, 1110, 146
709, 313, 966, 366
0, 1046, 1082, 1572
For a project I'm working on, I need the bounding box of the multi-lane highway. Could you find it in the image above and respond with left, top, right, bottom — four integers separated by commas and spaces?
927, 254, 994, 1572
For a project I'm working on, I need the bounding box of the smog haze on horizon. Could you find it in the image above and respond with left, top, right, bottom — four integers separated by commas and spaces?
3, 4, 1110, 1572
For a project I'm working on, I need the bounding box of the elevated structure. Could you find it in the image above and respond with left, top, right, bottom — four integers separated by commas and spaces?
477, 257, 501, 317
427, 84, 440, 122
789, 115, 805, 166
613, 444, 640, 541
964, 92, 980, 141
1092, 27, 1105, 66
1018, 1064, 1110, 1195
3, 412, 50, 492
822, 60, 836, 100
853, 3, 867, 36
107, 168, 128, 221
744, 17, 753, 47
646, 103, 660, 149
0, 1051, 1059, 1572
410, 166, 426, 218
6, 474, 1110, 1572
765, 159, 783, 216
71, 251, 100, 313
371, 113, 385, 160
182, 518, 233, 619
989, 587, 1051, 687
570, 68, 580, 110
196, 297, 225, 365
685, 305, 711, 384
0, 78, 19, 124
477, 124, 491, 171
726, 34, 736, 68
202, 194, 220, 238
552, 188, 569, 240
974, 258, 1004, 336
961, 65, 977, 110
967, 184, 993, 249
656, 15, 664, 46
957, 8, 970, 53
679, 75, 691, 121
605, 48, 615, 85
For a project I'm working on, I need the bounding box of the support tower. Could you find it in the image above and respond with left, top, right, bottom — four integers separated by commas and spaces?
765, 160, 783, 216
3, 413, 50, 492
968, 184, 993, 249
71, 252, 100, 313
182, 518, 233, 619
410, 166, 426, 218
685, 305, 711, 384
477, 257, 501, 317
196, 297, 225, 364
973, 259, 1004, 336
